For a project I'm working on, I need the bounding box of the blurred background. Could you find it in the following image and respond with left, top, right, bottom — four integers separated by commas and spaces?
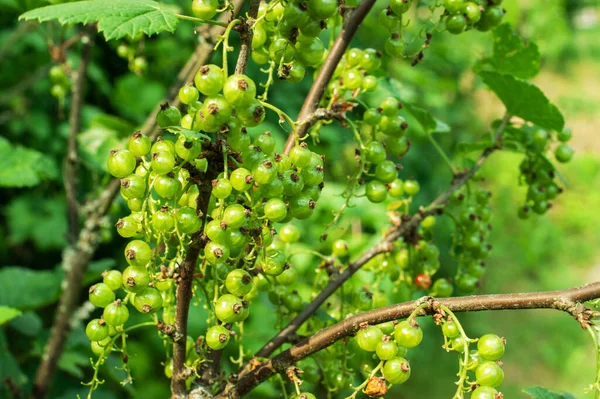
1, 0, 599, 398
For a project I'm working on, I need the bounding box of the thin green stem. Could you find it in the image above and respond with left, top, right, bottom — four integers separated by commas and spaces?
587, 325, 600, 399
175, 14, 228, 27
345, 361, 383, 399
427, 133, 457, 175
258, 100, 296, 134
438, 304, 473, 399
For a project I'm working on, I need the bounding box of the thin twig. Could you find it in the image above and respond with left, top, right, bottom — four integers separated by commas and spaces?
64, 27, 94, 245
282, 0, 377, 154
250, 115, 510, 362
220, 281, 600, 398
31, 27, 95, 399
234, 0, 260, 75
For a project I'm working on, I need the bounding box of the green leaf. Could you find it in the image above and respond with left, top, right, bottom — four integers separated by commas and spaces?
5, 194, 67, 250
58, 350, 89, 378
0, 306, 22, 326
0, 267, 62, 310
0, 331, 27, 390
523, 386, 576, 399
8, 311, 42, 336
0, 136, 58, 188
479, 71, 564, 131
478, 24, 541, 79
19, 0, 179, 40
84, 259, 117, 286
403, 102, 450, 134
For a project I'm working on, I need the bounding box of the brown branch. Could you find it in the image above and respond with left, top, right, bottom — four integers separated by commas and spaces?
221, 281, 600, 398
251, 115, 511, 361
31, 28, 95, 399
282, 0, 377, 154
64, 27, 95, 245
234, 0, 260, 75
32, 4, 244, 397
171, 192, 212, 398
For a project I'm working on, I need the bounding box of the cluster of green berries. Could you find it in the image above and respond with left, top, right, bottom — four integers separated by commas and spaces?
443, 0, 505, 35
250, 0, 335, 77
450, 187, 493, 294
99, 58, 327, 358
48, 64, 70, 99
354, 319, 423, 387
329, 47, 382, 94
440, 321, 506, 398
517, 127, 573, 219
116, 40, 147, 75
358, 96, 417, 203
378, 0, 413, 57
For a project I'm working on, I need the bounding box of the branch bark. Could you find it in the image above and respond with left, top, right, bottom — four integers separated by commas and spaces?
282, 0, 377, 154
64, 27, 95, 245
220, 281, 600, 398
31, 28, 95, 399
234, 0, 260, 75
32, 4, 244, 397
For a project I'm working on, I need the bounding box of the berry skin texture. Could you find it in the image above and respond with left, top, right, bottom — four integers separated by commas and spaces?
390, 0, 411, 15
156, 105, 181, 128
151, 151, 176, 175
394, 320, 423, 348
403, 179, 420, 196
463, 2, 482, 23
103, 300, 129, 326
555, 144, 574, 163
382, 357, 411, 384
308, 0, 338, 20
206, 325, 230, 350
477, 334, 505, 360
332, 239, 349, 257
475, 361, 504, 387
366, 180, 388, 203
124, 240, 152, 267
191, 0, 219, 20
215, 294, 246, 323
230, 168, 254, 192
375, 160, 398, 183
122, 266, 150, 293
178, 84, 199, 105
470, 386, 498, 399
128, 132, 151, 157
212, 178, 233, 199
365, 141, 387, 164
444, 0, 464, 14
264, 198, 288, 222
176, 207, 202, 234
89, 283, 115, 308
103, 270, 122, 291
194, 64, 224, 96
86, 319, 109, 342
115, 216, 137, 237
376, 340, 399, 360
225, 269, 253, 297
447, 14, 467, 34
356, 325, 383, 352
442, 321, 460, 338
120, 174, 146, 199
280, 224, 301, 243
223, 74, 257, 107
107, 149, 136, 178
133, 287, 163, 313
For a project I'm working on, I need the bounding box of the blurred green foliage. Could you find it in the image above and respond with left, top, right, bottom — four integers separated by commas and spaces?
0, 0, 599, 398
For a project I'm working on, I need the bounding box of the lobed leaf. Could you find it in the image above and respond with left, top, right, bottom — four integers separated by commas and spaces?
403, 102, 450, 134
480, 71, 564, 132
19, 0, 179, 40
0, 136, 58, 188
523, 386, 577, 399
0, 306, 22, 326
